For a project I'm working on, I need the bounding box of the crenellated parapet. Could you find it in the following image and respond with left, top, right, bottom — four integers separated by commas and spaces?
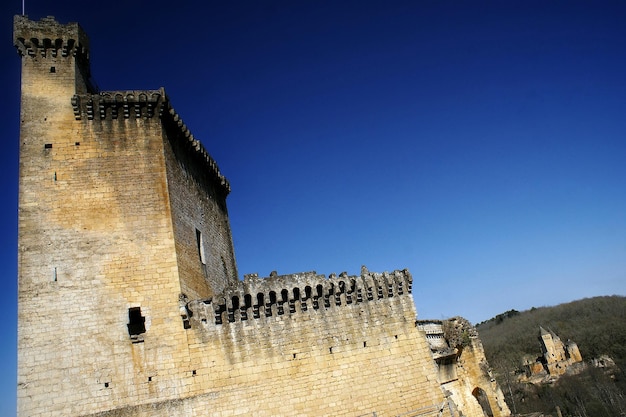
14, 15, 89, 60
71, 89, 166, 120
71, 88, 231, 195
186, 266, 413, 327
161, 100, 231, 195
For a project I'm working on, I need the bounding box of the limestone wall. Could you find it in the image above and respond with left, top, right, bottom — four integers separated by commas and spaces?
16, 85, 191, 415
418, 319, 511, 417
161, 105, 238, 300
93, 269, 450, 417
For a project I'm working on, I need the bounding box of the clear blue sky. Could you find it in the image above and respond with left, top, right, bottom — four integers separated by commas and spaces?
2, 1, 626, 415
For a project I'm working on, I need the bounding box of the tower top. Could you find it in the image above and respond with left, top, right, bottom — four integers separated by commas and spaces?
13, 15, 89, 58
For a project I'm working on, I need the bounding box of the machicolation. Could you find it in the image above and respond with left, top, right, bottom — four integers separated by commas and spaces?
189, 268, 412, 326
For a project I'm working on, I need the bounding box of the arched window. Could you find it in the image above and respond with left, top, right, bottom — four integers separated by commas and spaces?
472, 387, 494, 417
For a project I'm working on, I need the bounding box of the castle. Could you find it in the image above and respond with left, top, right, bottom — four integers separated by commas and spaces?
522, 327, 583, 383
15, 15, 510, 417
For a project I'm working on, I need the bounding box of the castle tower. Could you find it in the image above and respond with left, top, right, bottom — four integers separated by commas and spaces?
539, 327, 566, 362
15, 15, 238, 416
539, 327, 568, 375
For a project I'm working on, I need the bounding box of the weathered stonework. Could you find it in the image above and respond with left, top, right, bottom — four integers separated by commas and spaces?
521, 327, 584, 384
15, 15, 510, 417
418, 319, 510, 417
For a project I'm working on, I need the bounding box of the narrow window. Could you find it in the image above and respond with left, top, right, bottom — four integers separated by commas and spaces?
50, 66, 56, 73
44, 143, 52, 149
127, 307, 146, 343
196, 229, 206, 265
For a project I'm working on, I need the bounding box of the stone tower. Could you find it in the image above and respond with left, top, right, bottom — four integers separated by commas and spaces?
15, 15, 238, 415
539, 326, 567, 365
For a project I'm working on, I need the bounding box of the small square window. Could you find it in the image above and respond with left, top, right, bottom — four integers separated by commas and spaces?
127, 307, 146, 343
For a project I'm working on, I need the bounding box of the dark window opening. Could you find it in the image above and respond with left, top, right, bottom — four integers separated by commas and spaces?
104, 382, 109, 388
472, 387, 494, 417
196, 229, 206, 265
44, 143, 52, 149
192, 370, 196, 376
50, 66, 55, 73
75, 142, 80, 146
148, 376, 152, 382
127, 307, 146, 343
214, 304, 226, 325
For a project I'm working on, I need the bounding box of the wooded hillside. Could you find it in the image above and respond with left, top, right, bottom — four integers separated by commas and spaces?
476, 295, 626, 416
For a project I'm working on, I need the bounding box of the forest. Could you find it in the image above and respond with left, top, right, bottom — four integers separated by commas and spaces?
476, 295, 626, 416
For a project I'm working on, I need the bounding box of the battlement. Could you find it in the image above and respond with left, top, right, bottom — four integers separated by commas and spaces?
187, 266, 413, 326
14, 15, 89, 59
71, 89, 164, 119
71, 89, 231, 195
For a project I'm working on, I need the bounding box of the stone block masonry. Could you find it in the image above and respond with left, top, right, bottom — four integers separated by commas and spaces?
15, 15, 509, 417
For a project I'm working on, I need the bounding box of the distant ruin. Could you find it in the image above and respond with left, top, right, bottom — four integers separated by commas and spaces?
521, 327, 584, 383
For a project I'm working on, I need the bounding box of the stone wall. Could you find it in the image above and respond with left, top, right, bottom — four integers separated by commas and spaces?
418, 319, 511, 417
161, 104, 238, 300
96, 270, 450, 417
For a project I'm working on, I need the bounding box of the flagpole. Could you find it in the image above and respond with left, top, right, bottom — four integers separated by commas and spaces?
22, 0, 25, 15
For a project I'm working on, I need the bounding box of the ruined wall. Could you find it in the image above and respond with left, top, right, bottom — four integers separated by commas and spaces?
442, 319, 510, 417
418, 319, 511, 417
